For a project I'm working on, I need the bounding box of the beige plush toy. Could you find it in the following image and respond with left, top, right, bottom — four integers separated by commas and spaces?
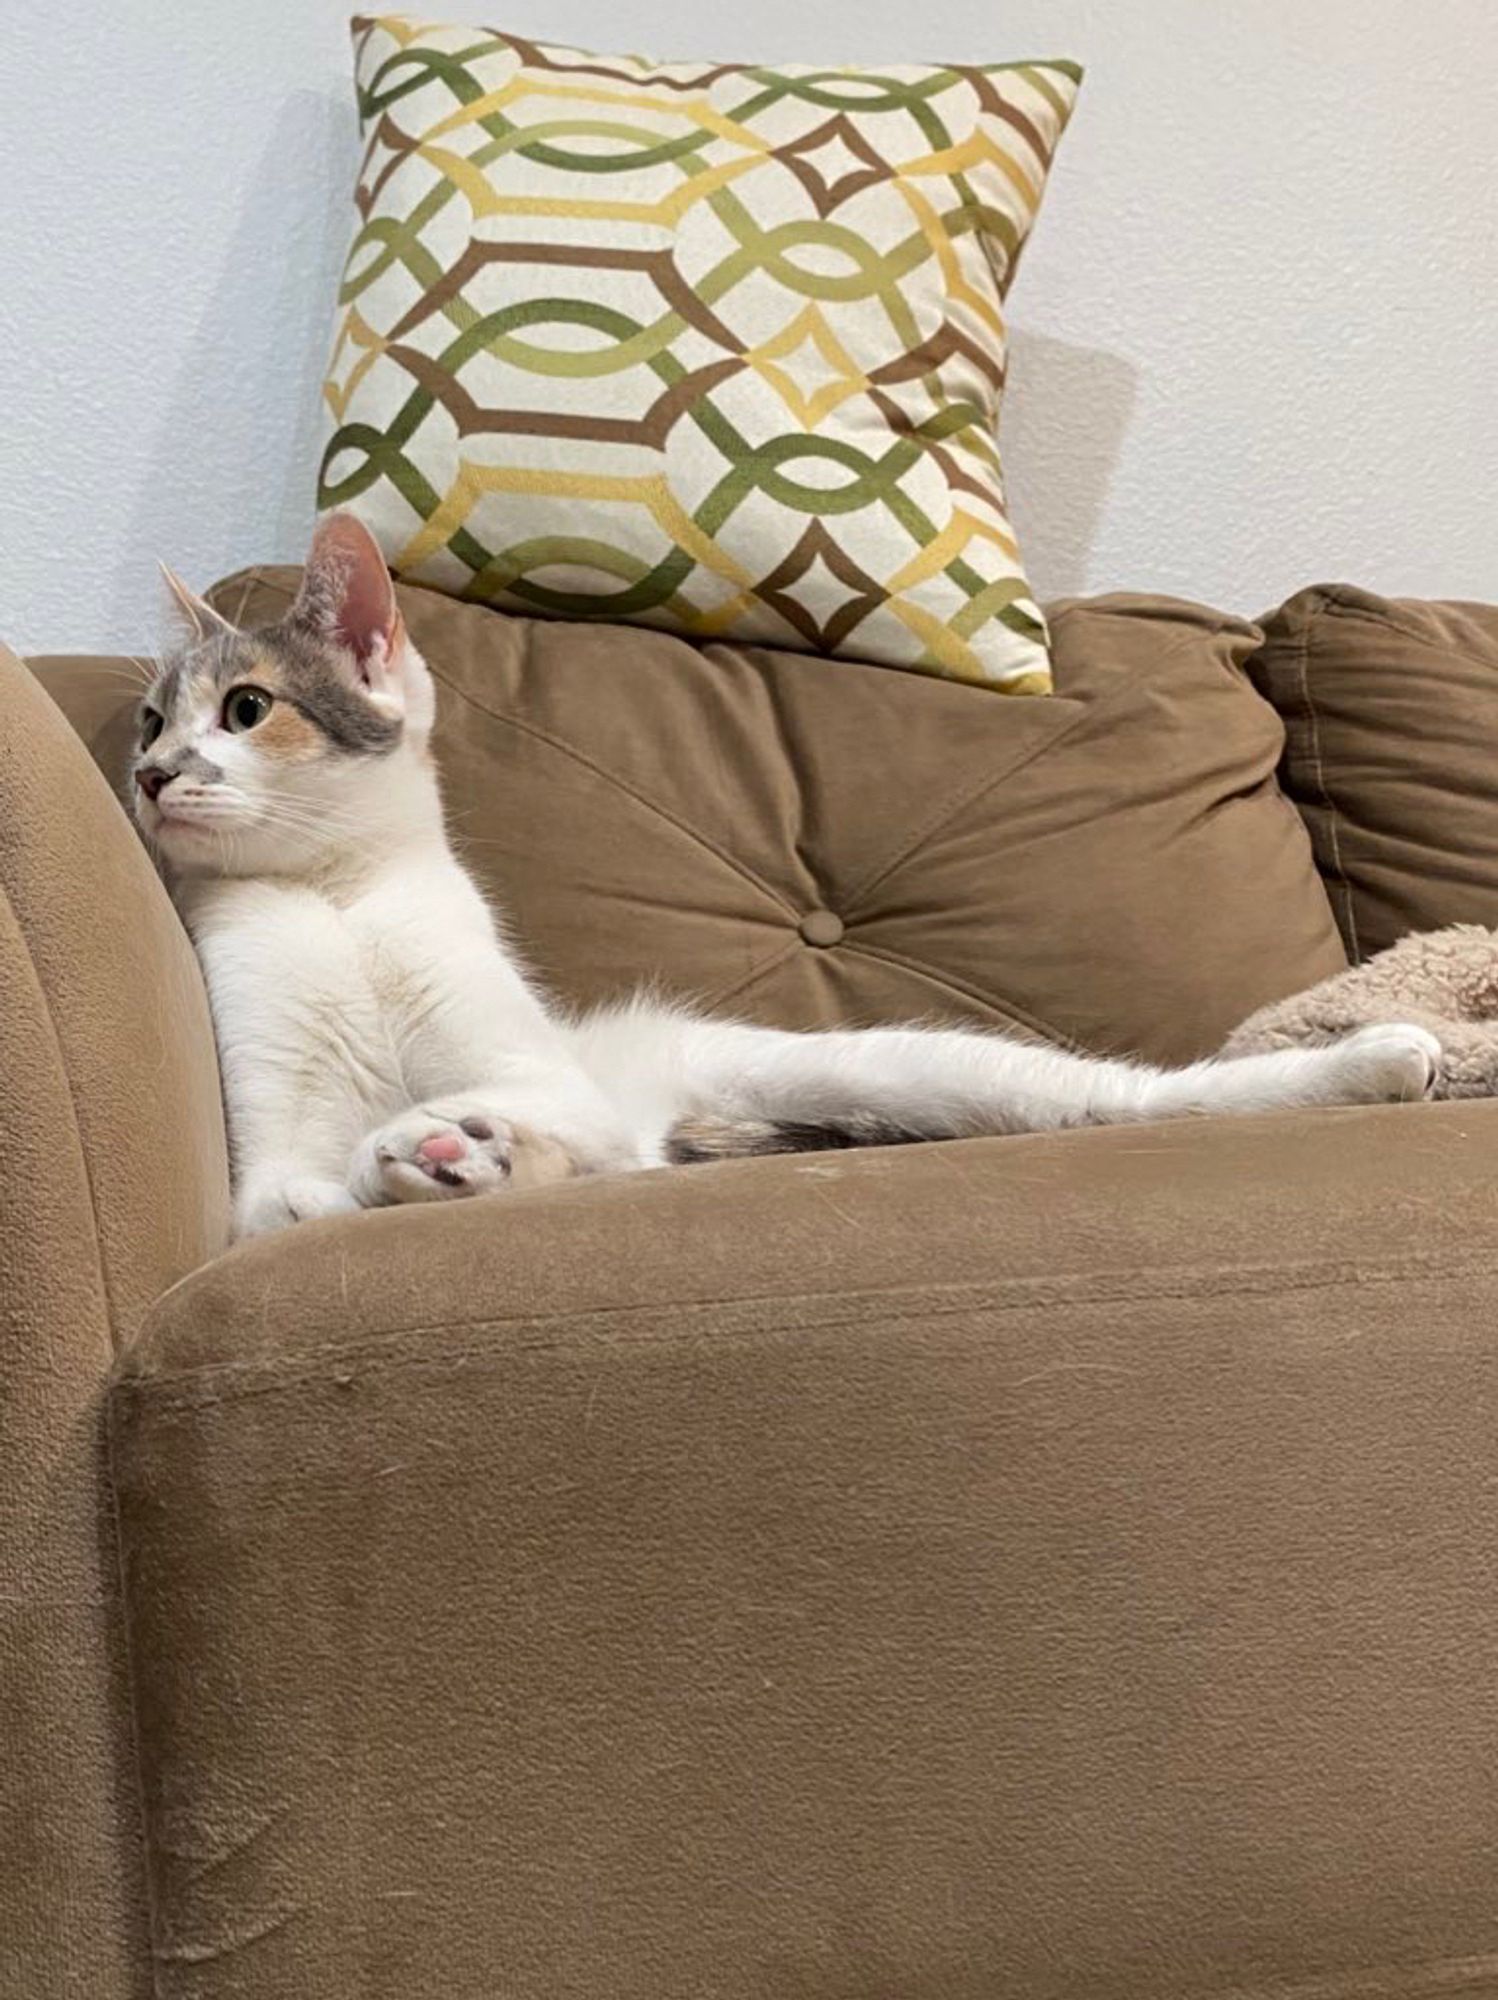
1227, 925, 1498, 1096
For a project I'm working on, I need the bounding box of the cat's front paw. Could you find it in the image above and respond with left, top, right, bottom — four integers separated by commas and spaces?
353, 1105, 519, 1206
235, 1173, 361, 1238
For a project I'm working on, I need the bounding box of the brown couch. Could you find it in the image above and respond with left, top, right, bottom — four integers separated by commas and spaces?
7, 577, 1498, 2000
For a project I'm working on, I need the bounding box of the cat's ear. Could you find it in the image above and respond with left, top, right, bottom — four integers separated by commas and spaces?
159, 562, 240, 644
289, 513, 400, 679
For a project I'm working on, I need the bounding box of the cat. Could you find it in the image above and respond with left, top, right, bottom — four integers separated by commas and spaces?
131, 513, 1443, 1239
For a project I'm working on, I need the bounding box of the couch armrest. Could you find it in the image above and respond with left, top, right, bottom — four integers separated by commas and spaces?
11, 651, 231, 1328
0, 646, 229, 1997
112, 1101, 1498, 1998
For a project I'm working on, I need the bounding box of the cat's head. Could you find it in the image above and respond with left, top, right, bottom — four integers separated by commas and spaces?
131, 513, 436, 877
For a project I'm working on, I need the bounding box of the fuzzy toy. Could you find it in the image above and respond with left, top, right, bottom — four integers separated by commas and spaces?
1226, 925, 1498, 1097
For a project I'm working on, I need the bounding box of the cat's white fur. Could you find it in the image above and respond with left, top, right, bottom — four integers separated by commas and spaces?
136, 517, 1442, 1239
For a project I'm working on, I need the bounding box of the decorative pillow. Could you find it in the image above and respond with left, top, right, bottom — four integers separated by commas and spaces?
318, 18, 1081, 691
1251, 585, 1498, 961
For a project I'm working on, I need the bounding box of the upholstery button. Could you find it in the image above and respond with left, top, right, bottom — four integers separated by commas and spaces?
798, 909, 844, 947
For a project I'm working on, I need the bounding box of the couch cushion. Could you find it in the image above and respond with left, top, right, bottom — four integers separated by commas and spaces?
319, 19, 1080, 692
1252, 584, 1498, 961
198, 570, 1345, 1066
113, 1101, 1498, 2000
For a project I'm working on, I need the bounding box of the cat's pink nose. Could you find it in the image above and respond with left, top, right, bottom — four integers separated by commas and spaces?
417, 1132, 465, 1164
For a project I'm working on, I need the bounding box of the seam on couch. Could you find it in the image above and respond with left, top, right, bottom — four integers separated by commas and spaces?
1294, 590, 1360, 962
697, 935, 804, 1014
1314, 581, 1498, 663
439, 668, 804, 919
837, 937, 1078, 1048
839, 682, 1092, 912
115, 1245, 1498, 1412
104, 1413, 169, 1998
843, 620, 1225, 913
1226, 1946, 1498, 2000
0, 878, 119, 1346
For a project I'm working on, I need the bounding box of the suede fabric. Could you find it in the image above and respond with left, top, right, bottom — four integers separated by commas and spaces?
114, 1101, 1498, 2000
11, 654, 232, 1336
151, 573, 1354, 1065
1252, 585, 1498, 962
0, 646, 230, 1999
11, 594, 1497, 2000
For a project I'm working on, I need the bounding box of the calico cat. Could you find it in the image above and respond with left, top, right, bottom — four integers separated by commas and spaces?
132, 515, 1441, 1238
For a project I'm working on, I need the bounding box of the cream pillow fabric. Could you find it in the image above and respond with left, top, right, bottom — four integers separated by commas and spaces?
319, 18, 1081, 691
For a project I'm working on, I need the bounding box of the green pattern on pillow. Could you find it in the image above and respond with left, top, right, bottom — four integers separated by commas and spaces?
319, 17, 1080, 690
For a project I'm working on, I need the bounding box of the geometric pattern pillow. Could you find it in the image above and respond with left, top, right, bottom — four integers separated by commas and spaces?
319, 18, 1081, 692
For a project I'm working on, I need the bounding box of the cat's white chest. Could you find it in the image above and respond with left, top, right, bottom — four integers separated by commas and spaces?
180, 870, 469, 1122
343, 882, 464, 1049
173, 845, 554, 1194
340, 864, 529, 1101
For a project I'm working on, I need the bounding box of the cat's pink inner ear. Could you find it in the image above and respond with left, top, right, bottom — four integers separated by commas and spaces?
301, 513, 398, 670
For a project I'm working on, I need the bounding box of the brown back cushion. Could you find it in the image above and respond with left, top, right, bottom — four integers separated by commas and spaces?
49, 576, 1345, 1069
1252, 585, 1498, 961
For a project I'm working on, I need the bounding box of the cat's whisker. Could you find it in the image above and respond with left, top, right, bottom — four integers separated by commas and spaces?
88, 664, 157, 691
253, 803, 366, 837
259, 794, 369, 827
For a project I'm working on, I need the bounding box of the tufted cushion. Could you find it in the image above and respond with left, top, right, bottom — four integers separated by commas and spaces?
1251, 585, 1498, 963
190, 570, 1342, 1067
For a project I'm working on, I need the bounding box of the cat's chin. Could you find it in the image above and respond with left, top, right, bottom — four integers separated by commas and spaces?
145, 815, 215, 847
141, 815, 235, 871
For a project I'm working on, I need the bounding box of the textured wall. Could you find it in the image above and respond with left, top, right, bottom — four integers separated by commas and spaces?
2, 0, 1493, 654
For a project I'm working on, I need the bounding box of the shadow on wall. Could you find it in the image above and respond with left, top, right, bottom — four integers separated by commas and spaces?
110, 87, 357, 637
1001, 329, 1139, 603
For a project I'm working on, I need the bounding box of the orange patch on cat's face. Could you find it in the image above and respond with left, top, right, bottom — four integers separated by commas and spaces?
227, 656, 326, 763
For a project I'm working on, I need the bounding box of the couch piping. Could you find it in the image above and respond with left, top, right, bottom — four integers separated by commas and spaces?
116, 1244, 1498, 1412
1294, 590, 1360, 962
104, 1413, 169, 1998
0, 876, 118, 1344
1227, 1945, 1498, 2000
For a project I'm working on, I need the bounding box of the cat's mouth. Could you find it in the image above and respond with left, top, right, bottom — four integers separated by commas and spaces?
139, 796, 228, 842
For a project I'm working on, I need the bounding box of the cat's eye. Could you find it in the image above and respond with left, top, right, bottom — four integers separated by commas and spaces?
222, 685, 273, 733
140, 708, 164, 748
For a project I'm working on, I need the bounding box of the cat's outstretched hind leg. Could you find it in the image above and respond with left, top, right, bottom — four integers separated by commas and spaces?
657, 1016, 1442, 1162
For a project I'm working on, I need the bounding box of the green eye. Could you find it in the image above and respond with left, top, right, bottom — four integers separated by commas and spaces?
222, 685, 273, 733
140, 708, 164, 748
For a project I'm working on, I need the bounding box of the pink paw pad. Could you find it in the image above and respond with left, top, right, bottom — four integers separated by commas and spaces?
417, 1132, 466, 1164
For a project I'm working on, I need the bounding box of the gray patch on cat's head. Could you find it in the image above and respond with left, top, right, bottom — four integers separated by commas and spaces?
142, 617, 403, 761
172, 746, 225, 783
242, 616, 404, 757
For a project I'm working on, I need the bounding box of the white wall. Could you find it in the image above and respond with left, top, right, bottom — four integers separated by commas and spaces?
3, 0, 1494, 655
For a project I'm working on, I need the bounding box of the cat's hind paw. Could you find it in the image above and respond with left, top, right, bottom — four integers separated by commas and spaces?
354, 1107, 519, 1206
1328, 1022, 1442, 1103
